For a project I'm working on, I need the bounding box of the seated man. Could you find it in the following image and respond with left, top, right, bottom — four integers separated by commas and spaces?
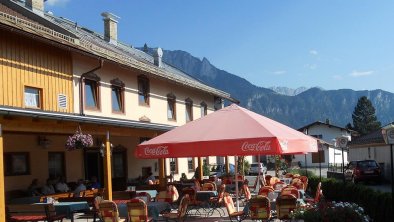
90, 176, 101, 189
74, 179, 87, 197
41, 178, 55, 195
145, 172, 156, 184
27, 178, 42, 196
55, 176, 70, 193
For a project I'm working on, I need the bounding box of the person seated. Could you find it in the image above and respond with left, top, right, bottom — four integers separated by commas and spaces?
55, 176, 69, 193
145, 172, 156, 184
90, 176, 101, 189
41, 178, 55, 195
74, 179, 87, 197
27, 178, 42, 196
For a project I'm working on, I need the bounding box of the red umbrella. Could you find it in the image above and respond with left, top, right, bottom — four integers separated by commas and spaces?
135, 104, 318, 158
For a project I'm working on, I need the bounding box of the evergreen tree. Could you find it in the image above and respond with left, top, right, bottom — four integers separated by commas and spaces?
352, 96, 381, 135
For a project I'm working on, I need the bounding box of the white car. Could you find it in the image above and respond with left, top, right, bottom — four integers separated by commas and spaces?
249, 162, 267, 175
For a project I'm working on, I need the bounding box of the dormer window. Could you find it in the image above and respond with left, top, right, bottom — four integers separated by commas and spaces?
185, 98, 193, 122
200, 102, 207, 117
167, 93, 176, 121
83, 72, 101, 110
111, 78, 125, 113
214, 96, 223, 111
138, 75, 150, 106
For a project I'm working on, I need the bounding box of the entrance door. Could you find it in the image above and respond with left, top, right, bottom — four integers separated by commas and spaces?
111, 148, 127, 191
84, 149, 103, 187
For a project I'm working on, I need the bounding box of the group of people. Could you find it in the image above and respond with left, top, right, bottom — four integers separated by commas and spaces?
27, 176, 101, 197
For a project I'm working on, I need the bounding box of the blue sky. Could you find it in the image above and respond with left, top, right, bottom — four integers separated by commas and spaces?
46, 0, 394, 92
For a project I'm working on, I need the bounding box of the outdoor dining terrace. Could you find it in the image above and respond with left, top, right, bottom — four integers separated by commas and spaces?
5, 169, 381, 222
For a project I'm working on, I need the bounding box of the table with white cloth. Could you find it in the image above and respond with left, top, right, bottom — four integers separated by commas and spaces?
117, 201, 172, 220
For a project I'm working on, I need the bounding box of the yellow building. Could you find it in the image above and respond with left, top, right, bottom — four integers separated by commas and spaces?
0, 0, 238, 211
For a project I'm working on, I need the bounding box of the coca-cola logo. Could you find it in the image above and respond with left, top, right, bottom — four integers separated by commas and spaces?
144, 146, 169, 156
241, 141, 271, 152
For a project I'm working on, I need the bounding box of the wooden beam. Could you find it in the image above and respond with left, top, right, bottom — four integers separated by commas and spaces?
158, 158, 166, 188
198, 157, 203, 180
0, 125, 5, 222
103, 131, 112, 200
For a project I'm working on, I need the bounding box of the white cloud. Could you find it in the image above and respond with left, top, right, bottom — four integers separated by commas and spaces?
273, 70, 286, 75
305, 64, 317, 70
349, 70, 374, 77
46, 0, 70, 6
332, 75, 343, 80
309, 49, 318, 55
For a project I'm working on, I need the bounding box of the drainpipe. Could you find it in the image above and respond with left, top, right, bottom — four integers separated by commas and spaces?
79, 59, 104, 116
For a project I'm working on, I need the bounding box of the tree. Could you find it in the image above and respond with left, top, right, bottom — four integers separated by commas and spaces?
352, 96, 381, 135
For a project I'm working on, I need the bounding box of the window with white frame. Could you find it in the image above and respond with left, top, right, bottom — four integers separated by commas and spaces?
24, 86, 42, 108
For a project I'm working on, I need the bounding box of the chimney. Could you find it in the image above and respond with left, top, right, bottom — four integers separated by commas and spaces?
101, 12, 120, 44
26, 0, 44, 14
153, 48, 163, 67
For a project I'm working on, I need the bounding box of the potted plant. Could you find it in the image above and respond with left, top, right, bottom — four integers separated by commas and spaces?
65, 126, 93, 151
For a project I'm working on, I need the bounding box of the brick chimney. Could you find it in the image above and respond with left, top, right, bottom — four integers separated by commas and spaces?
101, 12, 120, 44
26, 0, 44, 14
153, 48, 163, 67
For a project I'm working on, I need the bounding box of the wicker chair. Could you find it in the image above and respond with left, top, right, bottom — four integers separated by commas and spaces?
299, 176, 309, 191
281, 186, 299, 199
269, 177, 280, 187
291, 178, 305, 190
126, 199, 152, 222
247, 176, 265, 192
258, 186, 275, 197
273, 181, 286, 191
162, 194, 190, 222
248, 195, 271, 221
223, 193, 246, 222
276, 194, 297, 220
98, 201, 125, 222
136, 192, 152, 203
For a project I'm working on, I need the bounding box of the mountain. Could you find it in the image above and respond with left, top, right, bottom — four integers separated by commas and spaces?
269, 86, 309, 96
155, 49, 394, 129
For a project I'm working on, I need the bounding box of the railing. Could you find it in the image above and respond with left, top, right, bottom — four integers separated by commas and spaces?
0, 11, 77, 44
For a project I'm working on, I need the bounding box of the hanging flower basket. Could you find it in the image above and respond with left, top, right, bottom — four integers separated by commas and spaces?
65, 126, 93, 151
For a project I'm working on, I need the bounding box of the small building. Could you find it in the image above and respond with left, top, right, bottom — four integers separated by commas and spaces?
293, 120, 353, 168
348, 129, 393, 181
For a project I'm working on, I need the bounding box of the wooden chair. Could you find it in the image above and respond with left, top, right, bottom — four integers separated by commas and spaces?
162, 194, 190, 221
98, 201, 125, 222
247, 176, 265, 192
291, 178, 305, 190
305, 182, 322, 204
7, 203, 66, 222
258, 186, 274, 197
276, 194, 297, 220
208, 184, 226, 216
127, 199, 152, 222
281, 186, 299, 199
273, 181, 286, 191
248, 195, 271, 221
299, 176, 308, 191
223, 193, 246, 222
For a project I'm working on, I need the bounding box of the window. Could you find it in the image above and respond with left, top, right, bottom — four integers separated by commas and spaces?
138, 75, 150, 105
167, 93, 176, 120
48, 152, 65, 178
24, 87, 42, 108
112, 152, 125, 178
169, 158, 178, 174
312, 150, 325, 163
4, 152, 30, 176
111, 86, 124, 113
185, 98, 193, 122
84, 79, 100, 109
200, 102, 207, 117
188, 157, 195, 172
214, 96, 222, 111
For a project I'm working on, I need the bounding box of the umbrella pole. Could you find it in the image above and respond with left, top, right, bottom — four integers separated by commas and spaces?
235, 156, 239, 211
257, 155, 261, 191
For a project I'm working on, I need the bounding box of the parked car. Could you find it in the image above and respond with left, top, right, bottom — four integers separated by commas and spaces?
249, 162, 267, 175
344, 160, 382, 184
209, 163, 235, 177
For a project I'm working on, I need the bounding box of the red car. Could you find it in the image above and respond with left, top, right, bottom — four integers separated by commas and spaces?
344, 160, 382, 184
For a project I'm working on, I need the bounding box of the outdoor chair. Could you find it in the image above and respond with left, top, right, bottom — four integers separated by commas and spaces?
281, 186, 300, 199
127, 198, 152, 222
293, 174, 301, 178
276, 194, 297, 220
258, 186, 275, 197
202, 182, 216, 191
162, 194, 190, 222
98, 200, 125, 222
181, 187, 204, 215
264, 175, 272, 186
305, 182, 322, 204
299, 176, 309, 191
194, 180, 202, 191
135, 192, 152, 203
269, 177, 280, 187
223, 193, 246, 222
241, 184, 252, 206
208, 184, 226, 216
247, 176, 265, 192
284, 173, 294, 178
291, 178, 305, 190
273, 181, 286, 191
248, 195, 271, 221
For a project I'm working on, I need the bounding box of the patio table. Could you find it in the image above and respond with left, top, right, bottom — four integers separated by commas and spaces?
9, 196, 41, 204
35, 201, 90, 222
117, 201, 172, 220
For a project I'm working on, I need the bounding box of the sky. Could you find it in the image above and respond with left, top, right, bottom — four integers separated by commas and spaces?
45, 0, 394, 92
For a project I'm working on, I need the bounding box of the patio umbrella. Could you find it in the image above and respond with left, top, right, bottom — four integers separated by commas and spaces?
135, 104, 317, 158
